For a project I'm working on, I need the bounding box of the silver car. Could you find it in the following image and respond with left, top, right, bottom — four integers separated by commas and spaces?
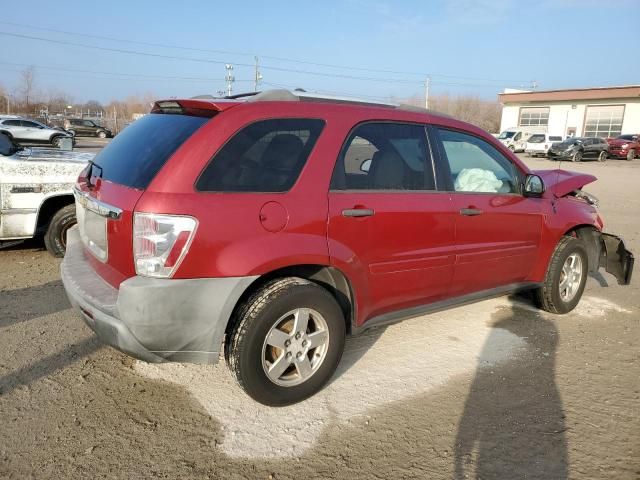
0, 116, 74, 148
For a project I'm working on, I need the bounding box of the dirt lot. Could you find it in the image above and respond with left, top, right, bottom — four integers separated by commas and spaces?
0, 155, 638, 479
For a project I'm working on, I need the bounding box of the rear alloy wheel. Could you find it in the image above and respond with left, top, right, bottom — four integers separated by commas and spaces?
572, 150, 583, 162
598, 150, 607, 162
97, 131, 107, 139
226, 277, 346, 406
534, 236, 588, 314
44, 204, 77, 257
627, 149, 636, 161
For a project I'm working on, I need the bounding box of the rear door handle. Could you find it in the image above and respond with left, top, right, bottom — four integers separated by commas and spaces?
460, 208, 482, 216
342, 208, 375, 217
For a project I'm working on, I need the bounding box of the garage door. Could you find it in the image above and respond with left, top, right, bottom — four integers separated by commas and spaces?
584, 105, 624, 138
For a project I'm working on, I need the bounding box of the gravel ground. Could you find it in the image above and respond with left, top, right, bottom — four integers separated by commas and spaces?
0, 155, 638, 479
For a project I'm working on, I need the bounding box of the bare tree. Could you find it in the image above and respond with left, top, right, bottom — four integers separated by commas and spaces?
19, 66, 36, 110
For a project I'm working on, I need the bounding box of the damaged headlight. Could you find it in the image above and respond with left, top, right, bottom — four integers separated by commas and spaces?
574, 190, 599, 208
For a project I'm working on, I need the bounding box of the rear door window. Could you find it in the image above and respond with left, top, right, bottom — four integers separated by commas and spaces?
196, 118, 324, 192
92, 113, 209, 189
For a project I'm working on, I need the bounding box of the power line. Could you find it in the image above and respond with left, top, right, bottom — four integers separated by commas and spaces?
0, 21, 532, 85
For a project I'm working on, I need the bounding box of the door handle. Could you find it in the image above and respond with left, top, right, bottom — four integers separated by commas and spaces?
460, 208, 482, 216
342, 208, 375, 217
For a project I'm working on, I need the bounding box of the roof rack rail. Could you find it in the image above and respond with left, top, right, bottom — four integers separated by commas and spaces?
192, 89, 449, 117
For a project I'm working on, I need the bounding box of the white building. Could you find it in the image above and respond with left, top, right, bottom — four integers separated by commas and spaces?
498, 85, 640, 138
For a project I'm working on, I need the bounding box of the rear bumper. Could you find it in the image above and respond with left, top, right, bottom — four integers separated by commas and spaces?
599, 233, 634, 285
61, 226, 258, 364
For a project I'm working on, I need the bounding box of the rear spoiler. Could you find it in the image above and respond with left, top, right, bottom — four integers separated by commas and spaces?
151, 99, 241, 117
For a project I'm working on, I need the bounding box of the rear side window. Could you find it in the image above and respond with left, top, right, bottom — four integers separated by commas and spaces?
196, 118, 324, 192
331, 122, 434, 191
92, 113, 208, 189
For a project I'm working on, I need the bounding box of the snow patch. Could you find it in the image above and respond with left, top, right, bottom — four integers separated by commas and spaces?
136, 297, 527, 459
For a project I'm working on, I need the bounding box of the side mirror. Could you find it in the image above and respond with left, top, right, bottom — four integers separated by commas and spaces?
0, 133, 19, 156
523, 174, 545, 197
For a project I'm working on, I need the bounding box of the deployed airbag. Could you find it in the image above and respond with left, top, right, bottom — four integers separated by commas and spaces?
454, 168, 503, 193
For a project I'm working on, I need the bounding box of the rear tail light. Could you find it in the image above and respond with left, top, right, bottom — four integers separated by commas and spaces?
133, 213, 197, 278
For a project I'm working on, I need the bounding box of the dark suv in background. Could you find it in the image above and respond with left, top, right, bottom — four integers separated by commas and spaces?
64, 118, 113, 138
547, 137, 609, 162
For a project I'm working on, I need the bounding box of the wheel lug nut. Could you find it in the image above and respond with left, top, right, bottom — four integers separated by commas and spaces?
285, 340, 291, 347
302, 340, 308, 347
296, 352, 302, 358
286, 352, 292, 359
295, 332, 301, 340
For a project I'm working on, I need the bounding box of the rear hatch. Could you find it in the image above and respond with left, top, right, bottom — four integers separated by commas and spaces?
74, 104, 215, 287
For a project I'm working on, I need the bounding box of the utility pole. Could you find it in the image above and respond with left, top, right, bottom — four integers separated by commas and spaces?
225, 64, 235, 97
424, 76, 431, 109
531, 80, 538, 90
254, 56, 263, 92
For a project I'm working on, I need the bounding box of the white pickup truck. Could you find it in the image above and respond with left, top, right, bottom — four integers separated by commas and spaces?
0, 133, 94, 256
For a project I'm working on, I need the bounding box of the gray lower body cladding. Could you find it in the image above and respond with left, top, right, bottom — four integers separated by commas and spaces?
61, 226, 258, 363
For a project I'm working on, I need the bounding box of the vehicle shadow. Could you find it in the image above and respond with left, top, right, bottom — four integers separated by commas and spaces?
330, 325, 386, 382
0, 237, 45, 253
453, 303, 568, 479
0, 280, 70, 328
0, 336, 101, 396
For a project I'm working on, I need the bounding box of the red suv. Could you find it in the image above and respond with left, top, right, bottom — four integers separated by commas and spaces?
61, 90, 634, 406
606, 134, 639, 161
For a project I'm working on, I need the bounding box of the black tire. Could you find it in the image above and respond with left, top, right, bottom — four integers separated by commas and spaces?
50, 135, 62, 148
225, 277, 346, 406
598, 150, 607, 162
44, 204, 77, 257
534, 236, 588, 314
97, 131, 107, 139
627, 149, 636, 161
572, 150, 583, 162
508, 145, 516, 152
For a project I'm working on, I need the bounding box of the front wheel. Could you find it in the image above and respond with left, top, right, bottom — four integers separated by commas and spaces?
572, 150, 583, 162
598, 150, 607, 162
508, 145, 516, 152
50, 136, 62, 148
97, 131, 107, 139
627, 149, 636, 161
226, 278, 346, 406
44, 204, 77, 257
534, 236, 588, 314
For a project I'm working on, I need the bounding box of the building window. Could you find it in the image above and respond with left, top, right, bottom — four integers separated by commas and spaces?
518, 107, 549, 126
584, 105, 624, 138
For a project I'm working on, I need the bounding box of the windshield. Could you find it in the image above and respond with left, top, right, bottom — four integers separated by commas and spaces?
616, 134, 636, 141
528, 134, 545, 143
92, 113, 209, 189
498, 131, 516, 139
558, 138, 580, 146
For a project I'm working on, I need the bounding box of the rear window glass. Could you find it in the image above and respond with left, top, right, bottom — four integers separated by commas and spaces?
92, 113, 208, 189
528, 134, 545, 143
196, 118, 324, 192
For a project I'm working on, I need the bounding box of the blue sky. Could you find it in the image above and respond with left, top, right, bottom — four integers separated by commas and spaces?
1, 0, 638, 104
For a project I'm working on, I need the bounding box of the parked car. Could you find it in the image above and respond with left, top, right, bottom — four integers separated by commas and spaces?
525, 133, 564, 157
497, 127, 545, 152
606, 134, 639, 161
0, 116, 75, 148
61, 91, 634, 406
64, 118, 113, 138
0, 133, 94, 256
547, 137, 609, 162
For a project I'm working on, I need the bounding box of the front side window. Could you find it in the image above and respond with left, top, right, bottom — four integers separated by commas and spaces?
331, 122, 434, 191
196, 118, 324, 192
437, 129, 520, 194
2, 120, 22, 127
